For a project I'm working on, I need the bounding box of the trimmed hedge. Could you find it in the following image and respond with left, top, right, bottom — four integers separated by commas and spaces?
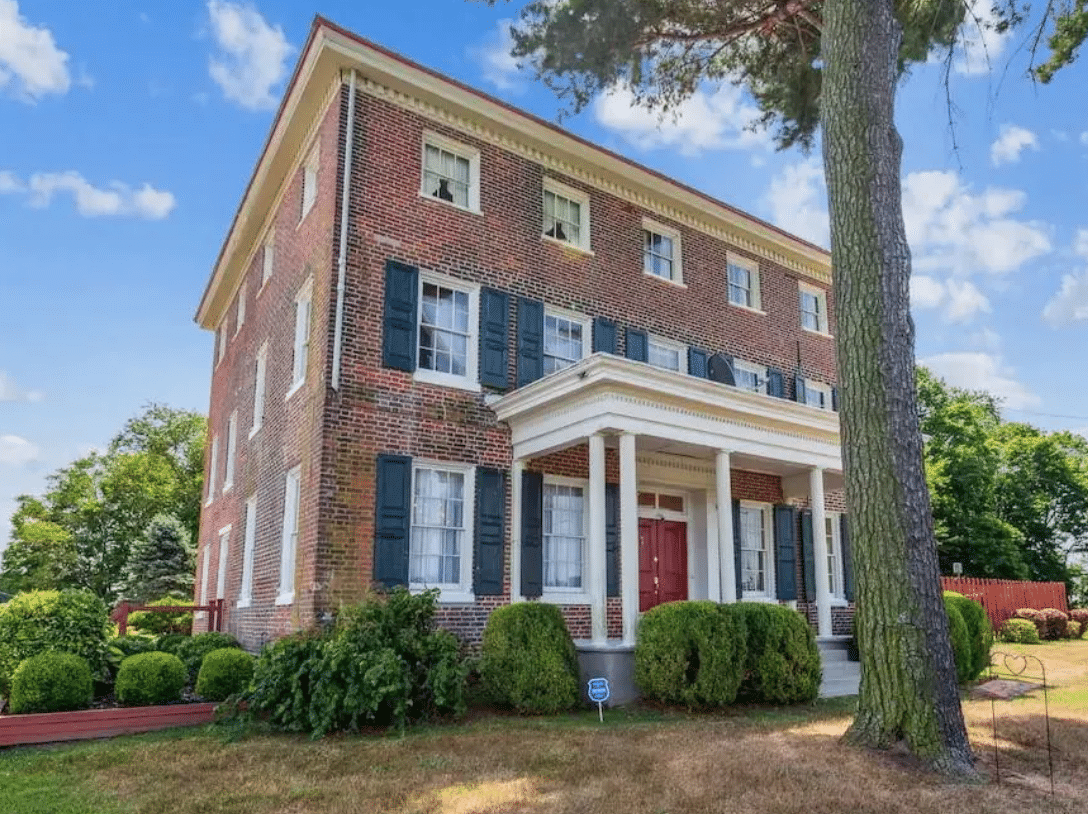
1065, 620, 1082, 640
1036, 608, 1070, 641
9, 652, 93, 714
943, 592, 992, 681
196, 648, 255, 701
175, 632, 242, 682
729, 603, 821, 704
126, 594, 194, 636
115, 651, 186, 706
635, 601, 746, 707
480, 602, 580, 714
943, 596, 972, 683
0, 589, 110, 693
998, 617, 1041, 644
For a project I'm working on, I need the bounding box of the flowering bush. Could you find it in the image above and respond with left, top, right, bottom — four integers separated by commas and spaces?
1035, 608, 1070, 641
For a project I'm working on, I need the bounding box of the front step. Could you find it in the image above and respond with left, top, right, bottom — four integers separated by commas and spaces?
818, 638, 860, 698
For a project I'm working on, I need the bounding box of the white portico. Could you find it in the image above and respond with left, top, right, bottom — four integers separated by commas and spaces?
492, 352, 846, 650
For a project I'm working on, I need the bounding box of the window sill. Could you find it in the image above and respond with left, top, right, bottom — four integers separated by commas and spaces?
248, 424, 261, 440
236, 598, 251, 609
296, 205, 315, 230
222, 483, 233, 495
285, 378, 305, 401
274, 591, 295, 606
539, 590, 590, 606
642, 270, 686, 288
802, 326, 833, 339
417, 191, 482, 216
828, 597, 850, 607
541, 235, 594, 256
741, 594, 779, 604
729, 302, 766, 316
410, 585, 475, 605
413, 369, 481, 393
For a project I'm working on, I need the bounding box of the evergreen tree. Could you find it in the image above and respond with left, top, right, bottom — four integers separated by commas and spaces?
122, 514, 195, 604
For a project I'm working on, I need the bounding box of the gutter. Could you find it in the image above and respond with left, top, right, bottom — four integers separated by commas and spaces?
331, 69, 357, 390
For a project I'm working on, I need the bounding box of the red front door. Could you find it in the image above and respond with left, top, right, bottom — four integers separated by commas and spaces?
639, 518, 688, 612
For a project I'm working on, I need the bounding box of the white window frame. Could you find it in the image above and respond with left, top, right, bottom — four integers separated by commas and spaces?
205, 434, 219, 505
216, 525, 231, 601
238, 496, 257, 608
805, 380, 832, 410
739, 501, 775, 601
261, 232, 275, 290
799, 282, 830, 335
647, 334, 685, 373
540, 475, 589, 604
198, 544, 211, 619
642, 218, 684, 285
223, 411, 237, 492
733, 359, 766, 394
543, 306, 590, 376
414, 271, 480, 392
276, 465, 302, 605
287, 278, 313, 399
409, 461, 475, 603
216, 326, 226, 366
235, 283, 246, 336
824, 511, 846, 603
419, 131, 481, 214
727, 255, 762, 312
542, 178, 591, 252
250, 342, 267, 438
300, 145, 318, 222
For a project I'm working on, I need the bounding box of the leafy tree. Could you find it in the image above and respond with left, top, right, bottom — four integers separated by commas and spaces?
122, 514, 195, 604
490, 0, 1086, 775
0, 497, 77, 595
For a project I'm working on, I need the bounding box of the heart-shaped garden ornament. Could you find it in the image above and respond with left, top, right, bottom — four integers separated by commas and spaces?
997, 651, 1030, 677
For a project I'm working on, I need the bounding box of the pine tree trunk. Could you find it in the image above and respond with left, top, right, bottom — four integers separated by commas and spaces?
821, 0, 976, 776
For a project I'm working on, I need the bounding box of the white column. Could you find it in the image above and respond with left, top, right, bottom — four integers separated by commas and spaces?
588, 433, 608, 644
510, 458, 524, 603
619, 432, 639, 644
810, 466, 832, 637
716, 450, 737, 602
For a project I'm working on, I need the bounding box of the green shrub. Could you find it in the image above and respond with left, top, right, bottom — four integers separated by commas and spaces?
105, 635, 159, 681
998, 617, 1041, 644
0, 589, 110, 693
248, 632, 326, 732
196, 648, 254, 701
1064, 620, 1082, 640
634, 601, 746, 707
9, 653, 93, 714
126, 594, 194, 636
175, 632, 241, 682
115, 651, 186, 706
943, 596, 972, 683
943, 592, 992, 681
155, 633, 188, 655
480, 602, 580, 714
729, 603, 821, 704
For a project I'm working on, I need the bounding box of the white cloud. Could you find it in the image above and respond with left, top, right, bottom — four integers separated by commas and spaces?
1042, 272, 1088, 325
1080, 132, 1088, 147
911, 275, 946, 310
908, 276, 990, 323
954, 0, 1014, 76
0, 0, 70, 101
990, 124, 1039, 166
0, 371, 42, 402
969, 327, 1003, 352
920, 352, 1040, 409
0, 171, 175, 218
470, 18, 523, 91
761, 159, 828, 247
0, 435, 39, 466
1074, 228, 1088, 260
594, 83, 771, 157
206, 0, 293, 111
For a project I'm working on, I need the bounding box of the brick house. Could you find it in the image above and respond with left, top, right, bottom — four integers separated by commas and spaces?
194, 17, 854, 697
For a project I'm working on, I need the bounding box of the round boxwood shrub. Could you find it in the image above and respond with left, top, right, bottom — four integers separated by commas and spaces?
0, 589, 110, 693
196, 647, 254, 701
480, 602, 579, 714
635, 601, 746, 707
728, 603, 821, 704
9, 652, 93, 714
126, 594, 193, 636
115, 651, 186, 706
998, 617, 1041, 644
943, 596, 972, 683
943, 592, 992, 681
175, 632, 241, 682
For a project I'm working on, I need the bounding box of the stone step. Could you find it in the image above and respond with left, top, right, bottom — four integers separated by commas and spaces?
819, 676, 861, 698
819, 648, 850, 663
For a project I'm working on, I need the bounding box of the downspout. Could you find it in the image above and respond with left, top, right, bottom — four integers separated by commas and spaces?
331, 69, 357, 391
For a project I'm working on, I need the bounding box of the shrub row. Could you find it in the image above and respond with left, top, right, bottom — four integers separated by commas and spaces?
1011, 608, 1086, 641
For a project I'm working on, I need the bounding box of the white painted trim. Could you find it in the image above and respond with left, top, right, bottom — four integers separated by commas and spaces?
727, 254, 761, 311
237, 495, 257, 608
332, 70, 357, 391
588, 434, 607, 643
738, 500, 774, 601
543, 305, 591, 374
647, 334, 686, 374
619, 433, 639, 644
540, 473, 590, 601
799, 281, 830, 335
414, 270, 480, 391
409, 460, 476, 602
542, 176, 591, 252
810, 467, 832, 637
277, 465, 302, 604
420, 129, 482, 213
716, 451, 736, 603
641, 217, 683, 285
510, 459, 524, 603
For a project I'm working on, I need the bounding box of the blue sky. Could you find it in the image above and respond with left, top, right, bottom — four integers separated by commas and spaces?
2, 0, 1087, 550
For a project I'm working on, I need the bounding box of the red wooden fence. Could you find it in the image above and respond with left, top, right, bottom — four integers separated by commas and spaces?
941, 577, 1068, 630
110, 599, 225, 636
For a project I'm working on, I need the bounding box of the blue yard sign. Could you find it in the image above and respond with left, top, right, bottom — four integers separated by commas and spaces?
588, 677, 610, 721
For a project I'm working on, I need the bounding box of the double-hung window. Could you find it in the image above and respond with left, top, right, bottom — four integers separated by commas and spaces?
421, 132, 480, 212
739, 503, 774, 599
238, 496, 257, 608
727, 257, 761, 310
825, 512, 843, 600
223, 411, 237, 492
289, 278, 313, 397
543, 309, 587, 375
205, 434, 219, 505
409, 463, 473, 596
235, 284, 246, 336
800, 283, 829, 334
415, 273, 479, 389
733, 359, 765, 393
300, 146, 318, 221
647, 335, 684, 372
543, 480, 586, 592
251, 343, 267, 437
261, 232, 275, 289
216, 326, 226, 366
542, 179, 590, 251
805, 381, 832, 410
276, 465, 301, 605
216, 526, 230, 600
643, 219, 682, 283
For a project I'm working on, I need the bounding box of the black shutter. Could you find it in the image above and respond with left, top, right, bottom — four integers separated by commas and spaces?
766, 367, 785, 398
732, 498, 743, 600
688, 347, 709, 378
479, 288, 510, 389
625, 327, 648, 362
801, 509, 816, 600
520, 470, 543, 597
474, 468, 505, 595
381, 261, 418, 371
795, 372, 807, 404
606, 484, 619, 597
593, 317, 617, 354
831, 386, 840, 412
516, 297, 544, 387
774, 505, 798, 601
841, 514, 855, 602
374, 454, 412, 588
